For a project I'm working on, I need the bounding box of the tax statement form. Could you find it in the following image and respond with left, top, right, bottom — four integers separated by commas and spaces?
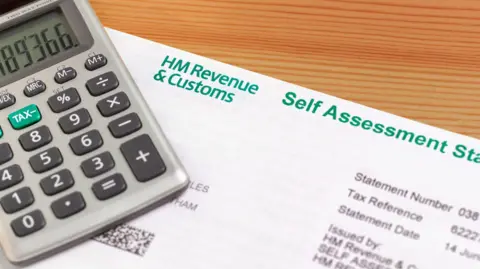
8, 28, 480, 269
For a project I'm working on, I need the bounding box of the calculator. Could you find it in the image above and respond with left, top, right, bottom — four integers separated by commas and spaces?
0, 0, 189, 266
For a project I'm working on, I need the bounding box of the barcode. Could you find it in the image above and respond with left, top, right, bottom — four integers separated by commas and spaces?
92, 224, 155, 256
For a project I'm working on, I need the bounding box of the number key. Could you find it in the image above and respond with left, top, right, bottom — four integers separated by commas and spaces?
11, 210, 46, 237
19, 125, 52, 151
69, 129, 103, 156
81, 151, 115, 178
0, 165, 23, 191
29, 147, 63, 173
58, 108, 92, 134
0, 187, 34, 214
40, 169, 74, 196
0, 143, 13, 165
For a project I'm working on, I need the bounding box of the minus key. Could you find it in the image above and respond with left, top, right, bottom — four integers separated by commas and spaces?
108, 112, 142, 138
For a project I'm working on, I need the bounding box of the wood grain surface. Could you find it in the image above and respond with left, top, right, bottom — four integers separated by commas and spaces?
90, 0, 480, 138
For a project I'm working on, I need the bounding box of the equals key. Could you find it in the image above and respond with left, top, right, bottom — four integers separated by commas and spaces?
92, 174, 127, 201
108, 112, 142, 138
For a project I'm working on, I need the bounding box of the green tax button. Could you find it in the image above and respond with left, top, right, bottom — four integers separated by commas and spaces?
0, 127, 3, 138
8, 104, 42, 130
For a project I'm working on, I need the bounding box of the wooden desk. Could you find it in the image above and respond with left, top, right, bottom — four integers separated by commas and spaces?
91, 0, 480, 138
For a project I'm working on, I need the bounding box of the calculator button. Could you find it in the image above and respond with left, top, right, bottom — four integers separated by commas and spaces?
24, 80, 46, 97
40, 169, 75, 196
0, 165, 23, 191
92, 173, 127, 201
48, 88, 81, 113
120, 134, 166, 182
51, 191, 86, 219
86, 71, 119, 96
69, 129, 103, 156
85, 54, 107, 71
54, 67, 77, 84
8, 104, 42, 130
1, 187, 35, 214
97, 92, 130, 117
0, 93, 15, 110
29, 147, 63, 173
0, 143, 13, 165
81, 151, 115, 178
0, 127, 2, 138
11, 210, 46, 237
19, 125, 52, 151
108, 113, 142, 138
58, 108, 92, 134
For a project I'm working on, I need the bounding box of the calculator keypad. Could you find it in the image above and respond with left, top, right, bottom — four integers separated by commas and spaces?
18, 125, 52, 151
50, 192, 86, 219
69, 129, 103, 156
97, 91, 130, 117
120, 134, 166, 182
48, 88, 81, 113
0, 52, 175, 258
11, 210, 46, 237
108, 112, 142, 138
58, 108, 92, 134
54, 67, 77, 84
86, 71, 119, 96
40, 169, 75, 196
92, 173, 127, 201
0, 143, 13, 165
81, 151, 115, 178
1, 187, 35, 214
29, 147, 63, 173
0, 165, 23, 191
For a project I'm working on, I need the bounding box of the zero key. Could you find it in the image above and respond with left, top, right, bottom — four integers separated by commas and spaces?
120, 134, 166, 182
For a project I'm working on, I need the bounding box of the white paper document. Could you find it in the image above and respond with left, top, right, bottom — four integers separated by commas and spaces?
10, 28, 480, 269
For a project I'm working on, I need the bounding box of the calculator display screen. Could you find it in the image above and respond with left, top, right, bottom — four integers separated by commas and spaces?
0, 9, 79, 84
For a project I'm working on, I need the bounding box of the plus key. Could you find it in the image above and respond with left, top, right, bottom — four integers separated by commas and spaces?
120, 134, 166, 182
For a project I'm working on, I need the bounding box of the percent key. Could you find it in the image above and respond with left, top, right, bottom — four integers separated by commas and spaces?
48, 88, 82, 113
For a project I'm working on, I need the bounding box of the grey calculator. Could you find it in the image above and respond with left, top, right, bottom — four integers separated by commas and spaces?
0, 0, 189, 267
